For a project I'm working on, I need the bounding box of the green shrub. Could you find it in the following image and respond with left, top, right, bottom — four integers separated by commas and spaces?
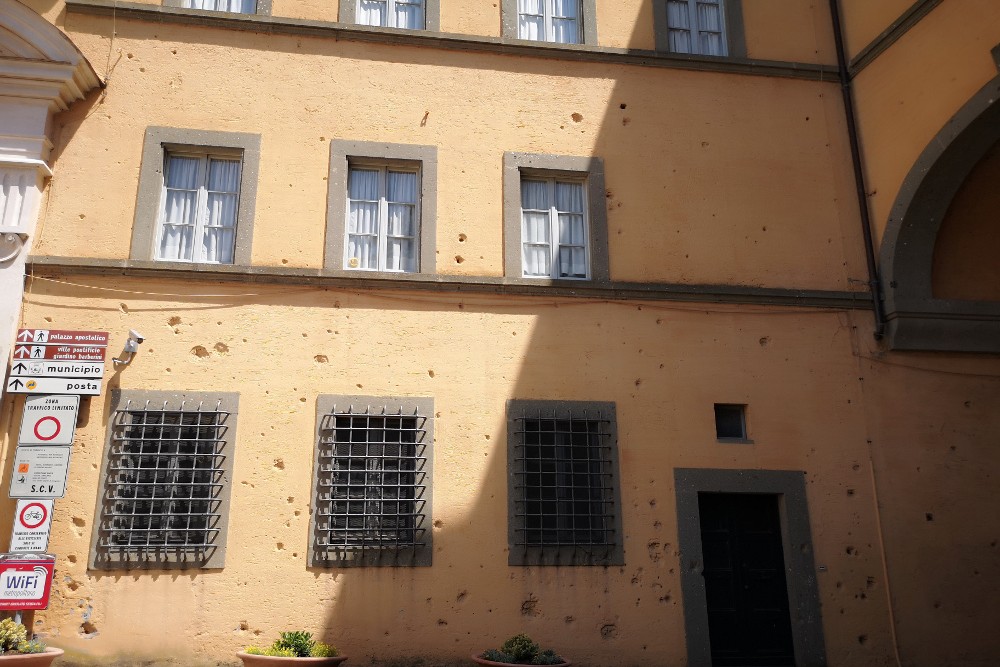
264, 647, 296, 657
310, 642, 338, 657
243, 646, 264, 655
274, 631, 315, 657
16, 639, 47, 654
481, 634, 563, 665
0, 618, 28, 652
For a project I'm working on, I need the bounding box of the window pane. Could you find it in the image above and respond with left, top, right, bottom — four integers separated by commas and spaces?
358, 0, 388, 26
523, 245, 550, 277
202, 227, 235, 264
348, 234, 379, 269
348, 168, 379, 201
207, 159, 240, 193
558, 245, 587, 278
558, 213, 585, 245
552, 17, 579, 44
348, 201, 379, 235
394, 0, 424, 28
521, 179, 549, 210
666, 0, 691, 28
554, 181, 584, 213
387, 171, 418, 204
523, 211, 550, 244
388, 203, 416, 237
386, 238, 416, 272
551, 0, 576, 18
165, 155, 200, 190
158, 220, 194, 261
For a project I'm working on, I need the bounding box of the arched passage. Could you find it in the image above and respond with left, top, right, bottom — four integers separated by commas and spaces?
880, 74, 1000, 352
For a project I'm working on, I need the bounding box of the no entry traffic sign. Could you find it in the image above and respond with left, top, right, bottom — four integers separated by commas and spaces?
9, 500, 53, 552
18, 395, 79, 446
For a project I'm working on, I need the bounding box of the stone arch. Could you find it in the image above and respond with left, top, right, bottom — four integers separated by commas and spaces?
880, 73, 1000, 352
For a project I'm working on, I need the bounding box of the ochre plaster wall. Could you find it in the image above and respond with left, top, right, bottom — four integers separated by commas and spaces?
2, 278, 898, 666
849, 0, 1000, 248
741, 0, 837, 65
42, 14, 864, 290
931, 140, 1000, 301
836, 0, 916, 61
851, 319, 1000, 667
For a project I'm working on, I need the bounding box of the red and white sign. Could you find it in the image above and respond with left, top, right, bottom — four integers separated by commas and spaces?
13, 344, 107, 362
18, 395, 79, 446
0, 555, 55, 610
17, 329, 109, 346
9, 500, 53, 553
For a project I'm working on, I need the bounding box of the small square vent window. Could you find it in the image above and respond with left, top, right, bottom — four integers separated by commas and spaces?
714, 404, 748, 441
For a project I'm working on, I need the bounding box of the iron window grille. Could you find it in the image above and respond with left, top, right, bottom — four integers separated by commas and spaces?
507, 400, 623, 566
312, 397, 432, 566
94, 394, 235, 569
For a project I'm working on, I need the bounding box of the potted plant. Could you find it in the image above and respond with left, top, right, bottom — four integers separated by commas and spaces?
471, 633, 569, 666
236, 631, 346, 666
0, 618, 63, 666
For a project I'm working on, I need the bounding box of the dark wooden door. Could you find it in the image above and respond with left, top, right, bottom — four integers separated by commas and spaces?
699, 493, 795, 667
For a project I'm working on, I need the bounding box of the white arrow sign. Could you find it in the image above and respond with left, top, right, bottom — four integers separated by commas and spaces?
6, 377, 101, 396
9, 500, 54, 552
18, 395, 79, 446
10, 360, 104, 379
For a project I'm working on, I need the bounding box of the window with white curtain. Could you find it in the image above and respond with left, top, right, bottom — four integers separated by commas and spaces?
345, 164, 420, 273
178, 0, 257, 13
356, 0, 425, 29
664, 0, 728, 56
520, 177, 589, 279
156, 150, 242, 264
517, 0, 581, 43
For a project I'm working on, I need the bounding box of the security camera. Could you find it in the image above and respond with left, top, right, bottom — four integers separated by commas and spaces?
114, 330, 147, 367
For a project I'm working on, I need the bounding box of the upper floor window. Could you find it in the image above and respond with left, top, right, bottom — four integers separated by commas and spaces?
158, 150, 242, 264
501, 0, 597, 46
340, 0, 439, 30
502, 152, 610, 282
325, 140, 438, 275
164, 0, 272, 15
654, 0, 745, 57
520, 177, 588, 279
131, 127, 260, 266
346, 164, 420, 272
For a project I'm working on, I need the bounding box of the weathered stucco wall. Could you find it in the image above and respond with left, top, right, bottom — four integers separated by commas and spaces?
5, 277, 898, 666
849, 0, 1000, 248
41, 13, 862, 290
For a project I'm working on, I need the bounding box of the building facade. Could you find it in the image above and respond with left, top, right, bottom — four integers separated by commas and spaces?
0, 0, 998, 665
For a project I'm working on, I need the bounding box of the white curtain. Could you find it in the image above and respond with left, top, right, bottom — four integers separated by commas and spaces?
518, 0, 544, 40
394, 0, 424, 29
666, 0, 692, 53
358, 0, 388, 26
386, 171, 418, 272
521, 180, 551, 277
697, 0, 725, 56
348, 168, 380, 269
551, 0, 579, 44
204, 159, 240, 264
555, 182, 586, 278
159, 156, 199, 261
184, 0, 256, 13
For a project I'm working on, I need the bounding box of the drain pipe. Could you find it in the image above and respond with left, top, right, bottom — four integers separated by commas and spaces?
829, 0, 886, 340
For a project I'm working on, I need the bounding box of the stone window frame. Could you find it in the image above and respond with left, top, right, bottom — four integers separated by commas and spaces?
309, 394, 435, 567
324, 140, 438, 274
502, 152, 610, 283
89, 389, 239, 571
163, 0, 273, 16
652, 0, 747, 58
338, 0, 440, 31
674, 468, 827, 667
130, 126, 261, 267
500, 0, 598, 46
505, 399, 624, 566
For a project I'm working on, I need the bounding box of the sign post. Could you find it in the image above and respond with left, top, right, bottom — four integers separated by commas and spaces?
7, 329, 107, 395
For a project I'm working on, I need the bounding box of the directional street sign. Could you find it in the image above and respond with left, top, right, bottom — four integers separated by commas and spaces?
16, 329, 109, 346
0, 554, 56, 610
7, 377, 101, 395
18, 395, 80, 445
12, 344, 106, 362
9, 500, 53, 553
8, 447, 71, 498
9, 328, 109, 397
10, 360, 104, 379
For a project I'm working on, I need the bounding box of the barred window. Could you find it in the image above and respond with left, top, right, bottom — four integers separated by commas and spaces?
311, 396, 433, 567
507, 400, 623, 566
91, 391, 237, 570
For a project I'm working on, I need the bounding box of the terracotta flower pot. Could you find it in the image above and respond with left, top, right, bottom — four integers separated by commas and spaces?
235, 652, 347, 667
0, 648, 64, 666
470, 654, 570, 667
